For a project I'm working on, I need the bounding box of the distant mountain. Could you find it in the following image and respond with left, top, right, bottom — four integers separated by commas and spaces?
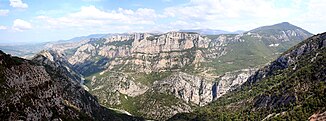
0, 50, 143, 121
169, 32, 326, 120
233, 30, 246, 34
248, 22, 312, 37
0, 34, 109, 59
179, 29, 244, 35
179, 29, 229, 35
250, 22, 304, 31
55, 34, 109, 43
0, 43, 48, 58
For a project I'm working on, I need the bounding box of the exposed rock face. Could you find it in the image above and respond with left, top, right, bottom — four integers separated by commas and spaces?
0, 50, 143, 121
35, 50, 83, 85
131, 32, 210, 53
88, 72, 148, 105
115, 76, 148, 97
153, 72, 213, 106
214, 68, 257, 99
152, 68, 257, 106
309, 111, 326, 121
132, 91, 195, 120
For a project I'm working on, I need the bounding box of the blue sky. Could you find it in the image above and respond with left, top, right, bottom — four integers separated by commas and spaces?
0, 0, 325, 43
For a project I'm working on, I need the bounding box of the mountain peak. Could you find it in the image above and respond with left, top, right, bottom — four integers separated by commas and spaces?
250, 22, 298, 32
247, 22, 312, 36
273, 22, 296, 28
278, 21, 290, 25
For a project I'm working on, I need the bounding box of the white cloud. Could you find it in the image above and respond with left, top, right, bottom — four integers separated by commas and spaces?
0, 25, 7, 30
10, 0, 28, 9
34, 0, 325, 34
12, 19, 32, 31
292, 0, 326, 34
36, 6, 160, 32
163, 0, 297, 31
0, 9, 9, 16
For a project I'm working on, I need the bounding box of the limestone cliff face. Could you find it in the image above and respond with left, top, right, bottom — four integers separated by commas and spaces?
68, 44, 97, 65
66, 32, 212, 74
153, 72, 213, 106
131, 32, 210, 53
88, 72, 148, 105
214, 68, 257, 99
152, 69, 257, 106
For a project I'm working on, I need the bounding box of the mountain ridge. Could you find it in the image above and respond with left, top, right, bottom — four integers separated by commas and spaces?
179, 29, 244, 35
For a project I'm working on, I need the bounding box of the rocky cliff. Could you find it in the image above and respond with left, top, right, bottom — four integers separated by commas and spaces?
0, 50, 143, 121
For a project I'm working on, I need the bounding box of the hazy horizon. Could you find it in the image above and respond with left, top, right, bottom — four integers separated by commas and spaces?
0, 0, 325, 43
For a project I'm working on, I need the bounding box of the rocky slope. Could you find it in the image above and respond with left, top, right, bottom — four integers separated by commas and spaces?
0, 50, 143, 121
169, 32, 326, 120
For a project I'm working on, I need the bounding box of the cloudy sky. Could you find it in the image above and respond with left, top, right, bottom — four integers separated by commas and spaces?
0, 0, 325, 43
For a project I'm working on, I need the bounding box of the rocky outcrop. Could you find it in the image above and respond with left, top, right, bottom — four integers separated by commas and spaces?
214, 68, 257, 99
309, 111, 326, 121
132, 91, 195, 121
34, 50, 84, 85
131, 32, 210, 54
90, 72, 148, 97
0, 50, 143, 121
87, 72, 148, 106
153, 72, 213, 106
68, 44, 97, 65
153, 68, 257, 106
